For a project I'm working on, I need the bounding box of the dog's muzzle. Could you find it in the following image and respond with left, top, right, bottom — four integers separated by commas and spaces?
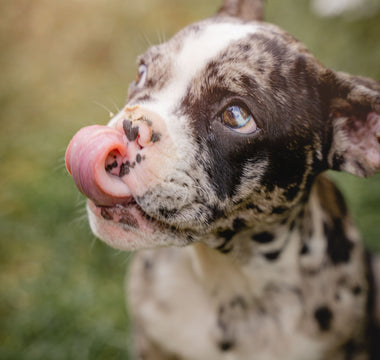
65, 106, 167, 206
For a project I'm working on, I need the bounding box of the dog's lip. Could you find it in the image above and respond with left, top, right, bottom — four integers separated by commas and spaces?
88, 196, 160, 230
96, 198, 149, 220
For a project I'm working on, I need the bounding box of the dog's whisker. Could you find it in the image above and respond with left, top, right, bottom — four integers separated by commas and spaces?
89, 235, 99, 252
110, 100, 121, 114
141, 32, 153, 47
92, 100, 115, 117
53, 160, 67, 173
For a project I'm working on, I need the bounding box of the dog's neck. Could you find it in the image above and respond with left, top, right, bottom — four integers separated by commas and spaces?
189, 174, 362, 292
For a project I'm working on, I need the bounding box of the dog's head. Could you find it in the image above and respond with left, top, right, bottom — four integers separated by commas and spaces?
66, 0, 380, 251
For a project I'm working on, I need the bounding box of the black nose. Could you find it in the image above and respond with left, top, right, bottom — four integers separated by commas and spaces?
123, 119, 139, 142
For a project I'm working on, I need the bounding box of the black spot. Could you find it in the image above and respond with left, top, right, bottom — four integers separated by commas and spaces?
100, 208, 113, 221
119, 214, 139, 229
332, 154, 345, 171
119, 162, 130, 176
217, 229, 236, 242
252, 231, 274, 244
151, 131, 161, 143
233, 218, 246, 232
216, 229, 235, 253
134, 94, 152, 103
123, 119, 139, 142
220, 247, 233, 254
246, 203, 263, 212
145, 78, 157, 88
284, 185, 299, 201
324, 219, 354, 265
136, 154, 142, 163
158, 207, 177, 219
219, 340, 235, 352
263, 250, 281, 261
105, 160, 118, 172
272, 206, 288, 215
314, 306, 333, 331
242, 44, 251, 52
300, 243, 310, 255
187, 233, 195, 242
352, 285, 362, 296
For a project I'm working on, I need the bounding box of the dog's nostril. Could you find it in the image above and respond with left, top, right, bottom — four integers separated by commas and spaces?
123, 119, 139, 142
122, 118, 153, 148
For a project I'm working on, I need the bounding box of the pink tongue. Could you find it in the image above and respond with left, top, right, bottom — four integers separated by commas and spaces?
65, 125, 132, 206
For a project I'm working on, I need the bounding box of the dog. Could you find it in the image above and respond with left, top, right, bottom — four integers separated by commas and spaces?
65, 0, 380, 358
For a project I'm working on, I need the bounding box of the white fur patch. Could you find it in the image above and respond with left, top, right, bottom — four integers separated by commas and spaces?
141, 21, 262, 155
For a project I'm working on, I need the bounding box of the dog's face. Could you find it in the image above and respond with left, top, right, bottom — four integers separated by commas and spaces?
66, 4, 380, 251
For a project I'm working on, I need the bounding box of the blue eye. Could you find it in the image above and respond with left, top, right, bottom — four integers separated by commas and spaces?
221, 105, 257, 134
136, 64, 147, 87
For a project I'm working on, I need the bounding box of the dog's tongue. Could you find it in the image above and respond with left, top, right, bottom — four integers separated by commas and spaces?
65, 125, 132, 206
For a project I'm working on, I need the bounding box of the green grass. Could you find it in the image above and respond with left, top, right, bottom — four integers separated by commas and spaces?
0, 0, 379, 359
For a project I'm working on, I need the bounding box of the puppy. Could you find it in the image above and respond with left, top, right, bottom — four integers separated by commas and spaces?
65, 0, 380, 358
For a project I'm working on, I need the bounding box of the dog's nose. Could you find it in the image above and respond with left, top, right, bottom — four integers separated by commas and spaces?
114, 105, 163, 148
65, 106, 165, 206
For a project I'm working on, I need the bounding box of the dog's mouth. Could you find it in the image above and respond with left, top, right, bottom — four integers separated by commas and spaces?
64, 108, 201, 249
90, 196, 158, 230
96, 199, 142, 228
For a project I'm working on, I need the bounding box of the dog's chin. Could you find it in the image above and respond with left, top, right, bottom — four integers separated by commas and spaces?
87, 199, 197, 251
87, 200, 159, 251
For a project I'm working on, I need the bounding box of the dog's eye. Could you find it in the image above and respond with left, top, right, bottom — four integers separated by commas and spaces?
221, 105, 257, 134
136, 64, 147, 87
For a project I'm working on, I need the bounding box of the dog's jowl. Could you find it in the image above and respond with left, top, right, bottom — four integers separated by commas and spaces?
65, 0, 380, 358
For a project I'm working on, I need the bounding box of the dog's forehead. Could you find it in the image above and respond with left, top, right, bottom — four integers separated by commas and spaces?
138, 19, 262, 117
172, 20, 261, 81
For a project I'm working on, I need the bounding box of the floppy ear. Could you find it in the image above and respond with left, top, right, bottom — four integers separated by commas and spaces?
325, 71, 380, 177
217, 0, 264, 21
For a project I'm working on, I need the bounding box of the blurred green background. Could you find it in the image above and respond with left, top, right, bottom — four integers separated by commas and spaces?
0, 0, 379, 359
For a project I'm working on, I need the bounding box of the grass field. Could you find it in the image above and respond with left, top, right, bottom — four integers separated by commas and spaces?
0, 0, 379, 359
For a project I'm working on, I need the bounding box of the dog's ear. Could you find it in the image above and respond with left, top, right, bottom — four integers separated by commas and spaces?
217, 0, 264, 21
325, 71, 380, 177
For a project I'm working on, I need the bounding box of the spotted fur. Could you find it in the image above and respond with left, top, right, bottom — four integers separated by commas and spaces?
70, 0, 380, 359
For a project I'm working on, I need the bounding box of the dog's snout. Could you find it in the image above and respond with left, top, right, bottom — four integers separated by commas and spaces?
65, 105, 170, 206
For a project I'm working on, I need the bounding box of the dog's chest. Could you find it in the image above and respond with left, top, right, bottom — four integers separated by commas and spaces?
128, 245, 338, 360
